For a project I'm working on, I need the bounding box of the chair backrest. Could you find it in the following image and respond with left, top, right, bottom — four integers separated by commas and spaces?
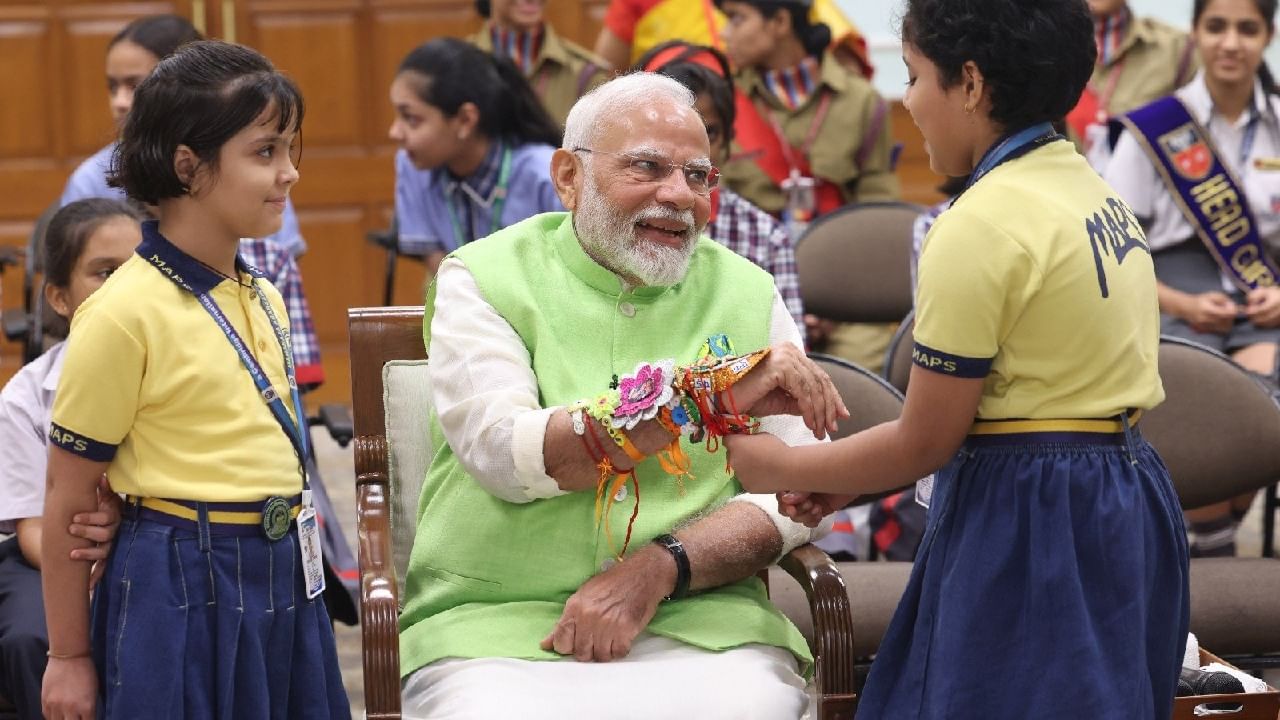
881, 310, 915, 395
794, 201, 924, 324
1142, 337, 1280, 509
810, 353, 904, 440
349, 306, 429, 601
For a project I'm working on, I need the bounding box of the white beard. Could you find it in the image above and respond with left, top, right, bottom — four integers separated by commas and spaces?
574, 175, 701, 287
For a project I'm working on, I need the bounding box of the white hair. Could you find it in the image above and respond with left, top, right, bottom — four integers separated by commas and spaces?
563, 72, 697, 151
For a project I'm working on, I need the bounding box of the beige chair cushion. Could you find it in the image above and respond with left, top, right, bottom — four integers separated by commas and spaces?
384, 359, 434, 605
1189, 557, 1280, 656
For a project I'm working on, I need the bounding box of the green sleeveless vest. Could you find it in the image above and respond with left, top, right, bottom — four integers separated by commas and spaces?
400, 212, 812, 678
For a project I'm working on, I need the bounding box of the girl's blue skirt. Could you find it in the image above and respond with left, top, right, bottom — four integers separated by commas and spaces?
91, 501, 351, 719
856, 422, 1190, 719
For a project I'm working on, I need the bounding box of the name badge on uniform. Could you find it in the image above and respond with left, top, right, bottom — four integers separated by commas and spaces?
297, 493, 326, 600
1254, 157, 1280, 172
915, 474, 935, 509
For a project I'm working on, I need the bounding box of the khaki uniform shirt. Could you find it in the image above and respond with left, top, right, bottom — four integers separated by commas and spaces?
471, 22, 612, 128
723, 51, 899, 217
1092, 16, 1199, 118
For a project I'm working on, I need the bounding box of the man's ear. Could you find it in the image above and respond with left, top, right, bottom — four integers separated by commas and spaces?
550, 148, 581, 211
173, 144, 199, 194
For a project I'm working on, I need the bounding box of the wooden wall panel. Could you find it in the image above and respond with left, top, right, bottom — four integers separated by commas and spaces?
64, 19, 125, 156
0, 20, 55, 158
250, 11, 364, 146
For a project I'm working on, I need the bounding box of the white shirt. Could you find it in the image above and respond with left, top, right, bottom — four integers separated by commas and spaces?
1105, 72, 1280, 290
428, 257, 830, 556
0, 341, 65, 534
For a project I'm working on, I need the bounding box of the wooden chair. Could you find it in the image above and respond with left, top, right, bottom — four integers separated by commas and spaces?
350, 306, 861, 719
794, 202, 924, 324
1140, 337, 1280, 671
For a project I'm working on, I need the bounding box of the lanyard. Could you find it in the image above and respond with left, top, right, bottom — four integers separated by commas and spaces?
1209, 106, 1262, 169
756, 91, 833, 175
445, 145, 513, 247
963, 122, 1060, 194
194, 286, 311, 487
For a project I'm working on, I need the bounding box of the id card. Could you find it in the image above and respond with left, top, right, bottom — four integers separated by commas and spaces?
297, 506, 326, 600
915, 474, 935, 509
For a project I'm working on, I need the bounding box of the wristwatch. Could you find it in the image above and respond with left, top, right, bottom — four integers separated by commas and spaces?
652, 533, 691, 601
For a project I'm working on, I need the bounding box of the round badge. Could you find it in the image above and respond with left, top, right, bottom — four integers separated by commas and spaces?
261, 496, 291, 541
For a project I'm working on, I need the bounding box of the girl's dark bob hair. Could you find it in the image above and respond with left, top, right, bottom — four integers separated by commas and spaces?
902, 0, 1096, 131
109, 40, 304, 205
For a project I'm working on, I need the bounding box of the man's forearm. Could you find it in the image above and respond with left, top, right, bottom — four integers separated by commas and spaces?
675, 500, 783, 593
544, 409, 677, 492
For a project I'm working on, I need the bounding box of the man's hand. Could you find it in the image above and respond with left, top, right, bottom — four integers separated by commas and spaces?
540, 550, 673, 662
42, 656, 97, 720
1178, 291, 1238, 334
727, 343, 847, 439
1245, 287, 1280, 328
68, 476, 121, 590
776, 491, 856, 528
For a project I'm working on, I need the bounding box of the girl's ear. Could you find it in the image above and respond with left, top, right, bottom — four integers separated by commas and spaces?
454, 102, 482, 141
45, 282, 72, 320
173, 144, 199, 193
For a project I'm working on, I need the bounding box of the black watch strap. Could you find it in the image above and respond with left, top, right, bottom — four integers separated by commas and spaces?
653, 533, 691, 601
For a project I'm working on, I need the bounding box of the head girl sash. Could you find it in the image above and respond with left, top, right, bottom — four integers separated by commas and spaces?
1112, 96, 1280, 291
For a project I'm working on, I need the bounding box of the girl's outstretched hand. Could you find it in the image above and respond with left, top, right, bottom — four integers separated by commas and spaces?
776, 491, 856, 528
726, 432, 788, 493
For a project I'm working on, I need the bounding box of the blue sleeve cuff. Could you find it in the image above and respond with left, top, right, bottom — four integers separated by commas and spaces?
48, 422, 117, 462
911, 342, 993, 378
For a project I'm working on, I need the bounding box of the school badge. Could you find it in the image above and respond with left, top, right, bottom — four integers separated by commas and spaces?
1159, 123, 1211, 181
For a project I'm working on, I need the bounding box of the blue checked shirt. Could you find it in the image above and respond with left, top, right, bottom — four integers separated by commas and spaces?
708, 187, 805, 335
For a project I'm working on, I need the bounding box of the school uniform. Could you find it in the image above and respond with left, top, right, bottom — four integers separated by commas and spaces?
723, 51, 899, 219
49, 222, 349, 718
394, 139, 563, 256
858, 133, 1189, 719
1068, 6, 1198, 169
0, 342, 64, 720
1106, 73, 1280, 354
470, 22, 610, 128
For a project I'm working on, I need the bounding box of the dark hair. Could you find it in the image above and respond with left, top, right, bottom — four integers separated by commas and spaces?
476, 0, 491, 17
44, 199, 143, 288
718, 0, 832, 58
398, 38, 562, 147
902, 0, 1095, 131
109, 40, 304, 204
108, 14, 203, 60
1193, 0, 1279, 96
634, 42, 737, 148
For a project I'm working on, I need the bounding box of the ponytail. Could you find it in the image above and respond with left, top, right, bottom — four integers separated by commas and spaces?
398, 38, 561, 148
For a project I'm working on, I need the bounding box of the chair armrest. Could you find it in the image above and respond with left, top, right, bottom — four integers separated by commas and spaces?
356, 435, 402, 719
779, 543, 858, 720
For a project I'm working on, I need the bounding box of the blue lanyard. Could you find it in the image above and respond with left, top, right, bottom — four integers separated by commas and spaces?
965, 122, 1059, 191
1207, 103, 1261, 168
144, 246, 312, 486
445, 144, 513, 247
194, 286, 311, 487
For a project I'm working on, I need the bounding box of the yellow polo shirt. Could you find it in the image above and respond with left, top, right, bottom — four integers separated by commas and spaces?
50, 222, 303, 501
913, 139, 1164, 420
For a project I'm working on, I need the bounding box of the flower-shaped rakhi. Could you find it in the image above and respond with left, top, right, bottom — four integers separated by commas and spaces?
611, 359, 676, 430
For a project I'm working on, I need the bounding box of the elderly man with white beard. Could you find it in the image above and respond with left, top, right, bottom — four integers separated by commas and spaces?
397, 72, 847, 720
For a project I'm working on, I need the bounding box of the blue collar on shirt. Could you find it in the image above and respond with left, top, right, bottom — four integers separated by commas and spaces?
439, 140, 507, 204
136, 220, 262, 295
